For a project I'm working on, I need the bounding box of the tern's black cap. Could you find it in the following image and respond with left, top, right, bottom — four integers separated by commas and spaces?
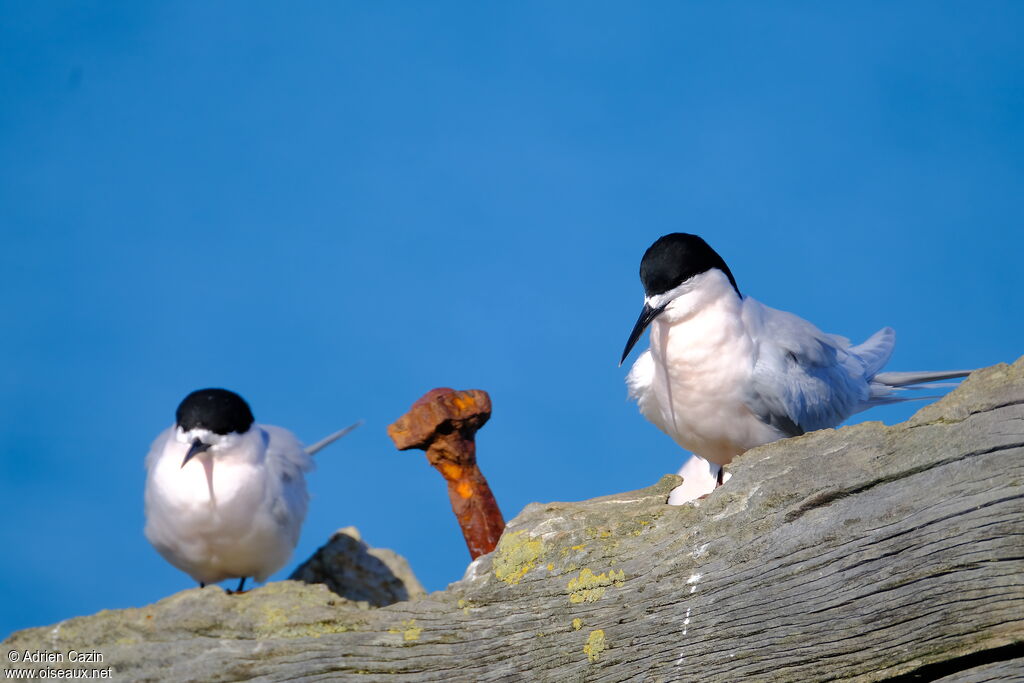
175, 388, 255, 435
639, 233, 739, 297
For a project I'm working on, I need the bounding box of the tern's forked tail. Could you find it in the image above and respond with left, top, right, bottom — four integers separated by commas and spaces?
873, 369, 975, 387
867, 368, 975, 407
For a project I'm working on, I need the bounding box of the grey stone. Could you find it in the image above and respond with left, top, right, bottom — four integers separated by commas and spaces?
289, 526, 426, 607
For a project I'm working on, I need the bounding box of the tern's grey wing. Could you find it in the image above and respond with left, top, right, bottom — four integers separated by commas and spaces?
260, 424, 314, 541
261, 424, 315, 481
742, 299, 873, 435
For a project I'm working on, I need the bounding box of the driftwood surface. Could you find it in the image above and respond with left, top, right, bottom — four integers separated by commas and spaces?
4, 359, 1024, 682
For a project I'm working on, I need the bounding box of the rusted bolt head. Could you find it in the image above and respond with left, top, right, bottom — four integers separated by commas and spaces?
387, 388, 491, 451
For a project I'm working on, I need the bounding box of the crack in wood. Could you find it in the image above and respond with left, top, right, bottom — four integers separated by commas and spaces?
879, 641, 1024, 682
784, 441, 1024, 523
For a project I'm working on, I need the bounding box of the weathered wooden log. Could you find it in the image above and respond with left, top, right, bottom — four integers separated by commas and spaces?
4, 359, 1023, 682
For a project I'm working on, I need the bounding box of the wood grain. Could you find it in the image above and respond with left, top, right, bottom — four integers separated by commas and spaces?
5, 359, 1023, 682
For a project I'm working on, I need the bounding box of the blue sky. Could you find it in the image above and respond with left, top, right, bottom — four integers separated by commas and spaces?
1, 2, 1021, 639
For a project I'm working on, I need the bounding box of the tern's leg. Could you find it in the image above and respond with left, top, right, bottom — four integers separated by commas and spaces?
199, 582, 205, 588
716, 466, 724, 487
235, 577, 247, 593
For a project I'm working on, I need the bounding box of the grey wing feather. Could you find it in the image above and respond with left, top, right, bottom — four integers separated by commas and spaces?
261, 425, 315, 479
849, 326, 896, 376
742, 299, 971, 434
260, 425, 313, 538
742, 299, 878, 435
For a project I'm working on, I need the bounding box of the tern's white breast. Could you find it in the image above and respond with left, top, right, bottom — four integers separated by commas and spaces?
144, 427, 305, 584
644, 276, 781, 464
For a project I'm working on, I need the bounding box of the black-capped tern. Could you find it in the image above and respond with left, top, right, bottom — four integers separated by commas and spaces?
144, 388, 359, 592
620, 233, 971, 497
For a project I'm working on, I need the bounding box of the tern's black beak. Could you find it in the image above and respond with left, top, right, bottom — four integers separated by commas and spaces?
181, 438, 211, 468
619, 302, 666, 366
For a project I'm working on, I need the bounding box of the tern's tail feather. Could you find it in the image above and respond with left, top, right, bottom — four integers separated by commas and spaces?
305, 420, 363, 456
865, 368, 974, 407
872, 369, 974, 387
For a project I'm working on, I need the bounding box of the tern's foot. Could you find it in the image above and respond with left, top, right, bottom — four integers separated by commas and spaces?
226, 577, 249, 595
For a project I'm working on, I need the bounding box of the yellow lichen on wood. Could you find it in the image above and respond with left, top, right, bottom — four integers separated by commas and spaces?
493, 531, 544, 585
584, 629, 606, 662
567, 568, 626, 603
402, 620, 421, 641
388, 619, 421, 641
